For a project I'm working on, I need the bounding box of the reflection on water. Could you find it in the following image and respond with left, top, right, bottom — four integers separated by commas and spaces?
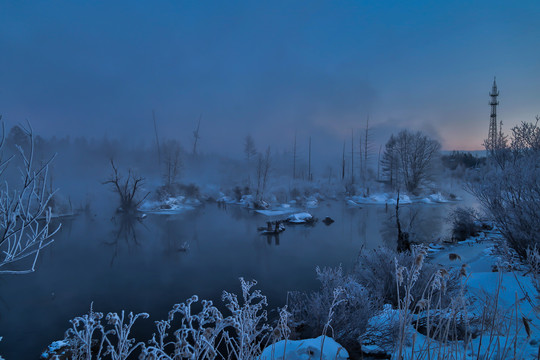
0, 200, 459, 359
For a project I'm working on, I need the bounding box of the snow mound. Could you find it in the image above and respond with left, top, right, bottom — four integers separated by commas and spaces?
286, 212, 313, 223
260, 336, 348, 360
421, 192, 452, 204
386, 194, 412, 204
346, 199, 361, 207
140, 196, 196, 214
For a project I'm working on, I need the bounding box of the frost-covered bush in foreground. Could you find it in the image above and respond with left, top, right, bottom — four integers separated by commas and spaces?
0, 122, 59, 275
354, 246, 460, 310
288, 265, 374, 345
60, 278, 306, 360
50, 258, 540, 360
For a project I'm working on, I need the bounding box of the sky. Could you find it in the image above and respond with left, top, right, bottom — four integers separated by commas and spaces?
1, 0, 539, 157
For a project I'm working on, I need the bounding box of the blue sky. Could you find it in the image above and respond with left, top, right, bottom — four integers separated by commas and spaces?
1, 1, 539, 155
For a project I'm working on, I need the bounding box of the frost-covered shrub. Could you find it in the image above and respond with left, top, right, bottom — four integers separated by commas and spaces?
288, 265, 374, 345
470, 156, 540, 259
221, 278, 274, 360
448, 206, 480, 242
470, 118, 540, 260
142, 295, 225, 360
63, 304, 149, 360
60, 278, 289, 360
354, 247, 460, 310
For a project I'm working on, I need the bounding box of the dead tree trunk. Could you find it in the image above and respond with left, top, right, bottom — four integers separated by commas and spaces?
396, 191, 411, 253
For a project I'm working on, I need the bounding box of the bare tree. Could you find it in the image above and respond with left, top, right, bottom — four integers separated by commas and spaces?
244, 134, 257, 186
351, 129, 354, 184
509, 116, 540, 155
0, 120, 60, 275
256, 147, 271, 199
103, 159, 150, 213
308, 136, 312, 181
192, 114, 202, 156
380, 135, 399, 189
162, 139, 182, 188
363, 115, 373, 185
152, 109, 161, 165
293, 131, 297, 179
341, 141, 345, 180
380, 130, 440, 194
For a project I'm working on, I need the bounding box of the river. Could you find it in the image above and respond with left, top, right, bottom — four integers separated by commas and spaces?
0, 198, 463, 358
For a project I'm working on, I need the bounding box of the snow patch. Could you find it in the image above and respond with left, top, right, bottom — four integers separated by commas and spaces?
140, 196, 196, 214
260, 336, 348, 360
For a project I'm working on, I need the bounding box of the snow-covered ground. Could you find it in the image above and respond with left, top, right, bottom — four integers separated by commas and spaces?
398, 227, 540, 359
260, 336, 349, 360
255, 204, 300, 216
347, 192, 459, 206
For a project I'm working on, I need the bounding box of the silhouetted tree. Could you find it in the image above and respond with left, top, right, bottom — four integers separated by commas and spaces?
244, 134, 257, 186
162, 139, 182, 188
104, 159, 149, 213
380, 130, 440, 193
256, 147, 271, 199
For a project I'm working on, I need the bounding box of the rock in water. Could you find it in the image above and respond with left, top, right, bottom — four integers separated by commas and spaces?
322, 216, 335, 225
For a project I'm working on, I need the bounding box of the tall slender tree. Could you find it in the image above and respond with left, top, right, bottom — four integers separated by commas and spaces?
308, 136, 312, 181
192, 114, 202, 156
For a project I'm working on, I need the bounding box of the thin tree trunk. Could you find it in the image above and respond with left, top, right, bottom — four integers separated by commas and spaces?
351, 129, 354, 184
308, 136, 312, 181
342, 141, 345, 180
152, 109, 161, 166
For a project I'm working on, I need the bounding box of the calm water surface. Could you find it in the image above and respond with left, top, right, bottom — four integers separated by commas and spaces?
0, 199, 460, 359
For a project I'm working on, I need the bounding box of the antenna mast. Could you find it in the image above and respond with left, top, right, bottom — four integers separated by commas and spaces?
487, 78, 499, 155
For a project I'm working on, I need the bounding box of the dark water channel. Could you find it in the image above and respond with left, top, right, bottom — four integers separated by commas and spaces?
0, 199, 461, 359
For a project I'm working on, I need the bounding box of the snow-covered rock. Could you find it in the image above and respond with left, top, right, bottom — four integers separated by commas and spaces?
260, 336, 348, 360
286, 212, 314, 223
